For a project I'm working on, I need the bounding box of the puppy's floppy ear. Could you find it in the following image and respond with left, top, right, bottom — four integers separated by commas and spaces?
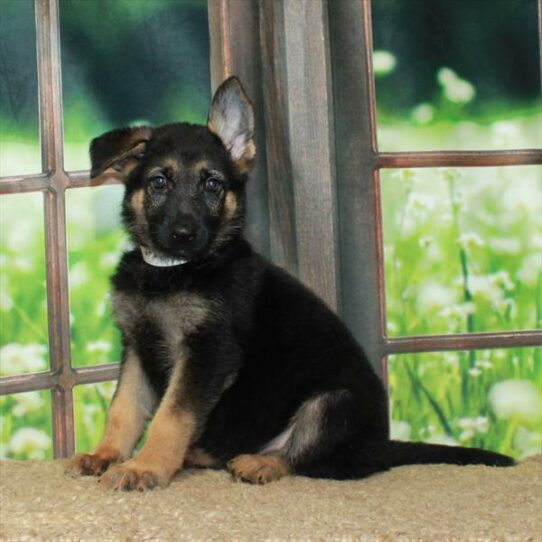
208, 77, 256, 174
89, 126, 153, 181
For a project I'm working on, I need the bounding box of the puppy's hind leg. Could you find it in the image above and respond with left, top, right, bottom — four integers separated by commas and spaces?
227, 389, 388, 484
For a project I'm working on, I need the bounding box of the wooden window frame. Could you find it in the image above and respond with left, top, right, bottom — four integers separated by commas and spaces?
1, 0, 541, 458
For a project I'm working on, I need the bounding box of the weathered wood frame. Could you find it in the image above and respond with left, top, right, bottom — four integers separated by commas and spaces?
1, 0, 541, 458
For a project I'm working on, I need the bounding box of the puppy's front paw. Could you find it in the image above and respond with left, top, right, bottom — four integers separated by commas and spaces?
65, 452, 117, 477
99, 460, 170, 491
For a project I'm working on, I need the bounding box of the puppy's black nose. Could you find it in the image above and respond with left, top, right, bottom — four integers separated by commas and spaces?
172, 221, 196, 244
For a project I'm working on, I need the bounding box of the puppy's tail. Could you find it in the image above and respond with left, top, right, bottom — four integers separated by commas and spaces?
384, 440, 514, 468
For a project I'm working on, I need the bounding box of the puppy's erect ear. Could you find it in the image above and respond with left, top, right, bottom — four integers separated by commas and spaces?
89, 126, 153, 181
208, 77, 256, 174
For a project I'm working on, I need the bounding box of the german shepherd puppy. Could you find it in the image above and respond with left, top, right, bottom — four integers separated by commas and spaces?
66, 77, 513, 491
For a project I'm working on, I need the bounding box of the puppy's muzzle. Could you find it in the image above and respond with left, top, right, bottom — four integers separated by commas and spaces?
169, 215, 197, 247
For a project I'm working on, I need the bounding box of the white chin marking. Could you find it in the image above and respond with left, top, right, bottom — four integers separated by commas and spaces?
140, 246, 188, 267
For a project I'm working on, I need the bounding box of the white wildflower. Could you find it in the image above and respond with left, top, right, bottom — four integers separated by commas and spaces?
489, 271, 515, 292
69, 262, 90, 289
439, 302, 476, 320
6, 221, 37, 252
95, 299, 107, 317
456, 416, 489, 441
387, 320, 399, 334
437, 67, 457, 86
493, 350, 507, 361
493, 297, 517, 320
100, 252, 119, 269
441, 168, 462, 184
445, 79, 476, 103
492, 121, 522, 147
373, 50, 397, 76
83, 404, 100, 429
411, 103, 434, 125
0, 343, 47, 376
489, 380, 542, 423
389, 168, 420, 192
466, 272, 514, 304
531, 232, 542, 251
468, 367, 482, 378
86, 341, 112, 354
8, 428, 51, 459
475, 359, 493, 370
390, 420, 411, 441
13, 256, 33, 272
407, 193, 434, 214
513, 427, 542, 458
418, 235, 434, 248
12, 391, 44, 417
516, 254, 542, 287
417, 281, 456, 312
489, 237, 522, 255
437, 67, 476, 104
458, 232, 485, 249
0, 282, 13, 311
443, 352, 459, 368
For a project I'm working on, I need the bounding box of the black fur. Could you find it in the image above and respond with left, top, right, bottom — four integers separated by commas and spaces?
81, 77, 514, 487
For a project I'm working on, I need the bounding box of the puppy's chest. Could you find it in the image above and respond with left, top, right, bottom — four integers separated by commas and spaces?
111, 289, 211, 357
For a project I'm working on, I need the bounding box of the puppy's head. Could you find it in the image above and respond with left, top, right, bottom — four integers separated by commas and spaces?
89, 77, 255, 265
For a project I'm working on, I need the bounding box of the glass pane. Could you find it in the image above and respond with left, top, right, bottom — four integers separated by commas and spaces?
73, 381, 116, 452
372, 0, 541, 151
0, 0, 41, 176
382, 166, 542, 337
0, 390, 53, 459
66, 185, 126, 367
389, 348, 542, 460
60, 0, 211, 171
0, 193, 49, 374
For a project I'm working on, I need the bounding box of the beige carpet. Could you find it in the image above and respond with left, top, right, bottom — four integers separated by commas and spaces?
1, 457, 541, 541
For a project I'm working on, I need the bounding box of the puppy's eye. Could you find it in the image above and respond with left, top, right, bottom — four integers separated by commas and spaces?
150, 175, 168, 190
204, 177, 222, 193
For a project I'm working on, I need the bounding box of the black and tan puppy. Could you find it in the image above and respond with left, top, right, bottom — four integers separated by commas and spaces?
66, 77, 513, 491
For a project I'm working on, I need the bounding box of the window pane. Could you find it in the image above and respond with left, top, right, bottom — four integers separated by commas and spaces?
372, 0, 541, 151
60, 0, 211, 171
66, 186, 126, 367
381, 166, 542, 337
388, 348, 542, 460
0, 0, 41, 176
73, 381, 115, 452
0, 193, 49, 374
0, 390, 53, 459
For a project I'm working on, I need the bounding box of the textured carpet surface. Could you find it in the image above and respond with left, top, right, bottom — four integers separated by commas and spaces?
0, 457, 541, 541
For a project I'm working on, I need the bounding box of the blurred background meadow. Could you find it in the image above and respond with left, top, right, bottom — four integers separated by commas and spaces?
0, 0, 541, 461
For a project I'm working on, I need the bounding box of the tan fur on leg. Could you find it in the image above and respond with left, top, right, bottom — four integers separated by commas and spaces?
99, 358, 195, 491
66, 351, 155, 477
